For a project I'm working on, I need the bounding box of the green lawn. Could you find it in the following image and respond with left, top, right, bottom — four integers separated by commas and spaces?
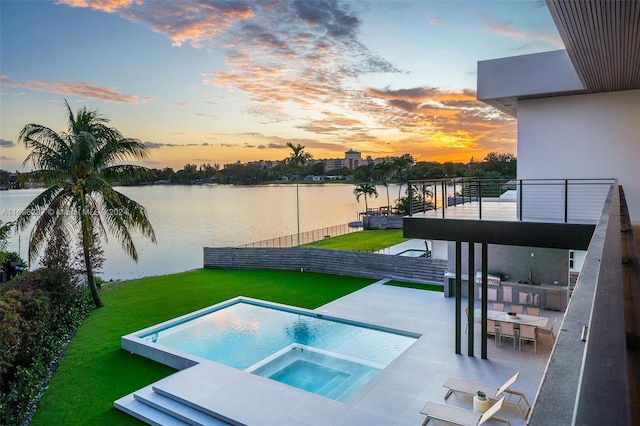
302, 229, 409, 251
384, 280, 444, 292
30, 269, 375, 425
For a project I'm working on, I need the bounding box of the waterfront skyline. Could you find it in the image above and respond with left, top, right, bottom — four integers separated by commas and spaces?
0, 0, 562, 171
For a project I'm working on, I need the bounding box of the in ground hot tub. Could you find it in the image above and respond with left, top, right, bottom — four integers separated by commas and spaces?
245, 344, 384, 401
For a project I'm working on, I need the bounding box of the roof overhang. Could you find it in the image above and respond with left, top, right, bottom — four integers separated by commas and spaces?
477, 50, 585, 117
403, 217, 595, 250
477, 0, 640, 117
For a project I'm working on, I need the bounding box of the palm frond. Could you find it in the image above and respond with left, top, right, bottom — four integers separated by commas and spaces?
27, 193, 72, 262
95, 138, 150, 168
19, 124, 72, 171
15, 185, 65, 231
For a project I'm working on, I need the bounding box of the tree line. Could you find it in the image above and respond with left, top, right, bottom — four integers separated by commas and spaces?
1, 152, 515, 189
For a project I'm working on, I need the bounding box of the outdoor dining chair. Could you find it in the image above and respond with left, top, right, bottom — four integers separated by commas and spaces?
499, 322, 517, 349
518, 325, 538, 353
525, 306, 540, 316
510, 305, 523, 314
538, 317, 557, 341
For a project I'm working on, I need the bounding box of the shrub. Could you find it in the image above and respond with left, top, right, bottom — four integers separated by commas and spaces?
0, 268, 92, 425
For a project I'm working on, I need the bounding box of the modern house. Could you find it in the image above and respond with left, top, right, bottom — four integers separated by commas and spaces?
405, 1, 639, 424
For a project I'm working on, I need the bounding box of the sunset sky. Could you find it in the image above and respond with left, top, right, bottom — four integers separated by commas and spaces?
0, 0, 563, 171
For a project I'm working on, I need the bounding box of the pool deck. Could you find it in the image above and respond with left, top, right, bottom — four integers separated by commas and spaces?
115, 280, 563, 425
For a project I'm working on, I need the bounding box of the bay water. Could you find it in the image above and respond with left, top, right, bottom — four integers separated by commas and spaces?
0, 184, 399, 280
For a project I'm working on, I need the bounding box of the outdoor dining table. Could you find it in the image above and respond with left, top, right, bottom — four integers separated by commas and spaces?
474, 308, 549, 328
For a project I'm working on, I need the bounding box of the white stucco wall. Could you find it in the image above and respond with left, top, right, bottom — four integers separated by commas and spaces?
517, 90, 640, 223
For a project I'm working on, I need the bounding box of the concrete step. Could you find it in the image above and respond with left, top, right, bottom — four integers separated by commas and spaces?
115, 386, 229, 426
114, 392, 189, 426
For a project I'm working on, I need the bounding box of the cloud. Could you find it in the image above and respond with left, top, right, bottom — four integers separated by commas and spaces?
195, 113, 217, 119
57, 1, 403, 121
143, 141, 185, 148
360, 85, 516, 156
425, 14, 445, 26
59, 0, 255, 47
52, 1, 518, 161
56, 0, 136, 13
481, 16, 563, 49
0, 139, 15, 147
0, 75, 143, 104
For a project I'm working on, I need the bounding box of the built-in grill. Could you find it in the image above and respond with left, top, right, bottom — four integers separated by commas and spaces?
475, 271, 501, 286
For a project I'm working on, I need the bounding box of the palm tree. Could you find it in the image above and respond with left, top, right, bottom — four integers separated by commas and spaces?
284, 142, 312, 246
16, 100, 156, 308
284, 142, 312, 177
392, 155, 414, 201
353, 182, 378, 213
373, 160, 393, 214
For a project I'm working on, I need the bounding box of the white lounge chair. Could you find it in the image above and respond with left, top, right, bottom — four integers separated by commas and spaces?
443, 371, 531, 419
421, 397, 509, 426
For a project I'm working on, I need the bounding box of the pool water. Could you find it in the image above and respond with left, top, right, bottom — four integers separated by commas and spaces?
138, 300, 417, 401
246, 344, 383, 401
397, 249, 427, 257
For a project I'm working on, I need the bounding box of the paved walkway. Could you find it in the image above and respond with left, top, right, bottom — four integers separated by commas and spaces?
317, 281, 563, 425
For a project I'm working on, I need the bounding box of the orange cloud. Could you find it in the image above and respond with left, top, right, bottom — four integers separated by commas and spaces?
57, 0, 255, 47
56, 0, 136, 13
0, 75, 143, 104
480, 14, 564, 49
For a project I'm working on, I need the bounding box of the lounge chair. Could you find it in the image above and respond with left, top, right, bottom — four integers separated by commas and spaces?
420, 397, 509, 426
443, 371, 531, 419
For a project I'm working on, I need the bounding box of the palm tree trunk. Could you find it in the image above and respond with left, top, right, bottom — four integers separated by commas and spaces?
82, 229, 104, 308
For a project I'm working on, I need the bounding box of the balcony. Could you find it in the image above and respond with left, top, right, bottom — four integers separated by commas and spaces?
403, 178, 639, 424
406, 177, 615, 224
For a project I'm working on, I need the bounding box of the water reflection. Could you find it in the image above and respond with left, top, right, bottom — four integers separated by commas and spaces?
0, 184, 401, 280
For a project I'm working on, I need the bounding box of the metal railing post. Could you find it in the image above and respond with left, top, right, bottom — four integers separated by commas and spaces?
564, 179, 569, 223
442, 180, 446, 218
519, 179, 523, 221
433, 180, 438, 213
478, 179, 483, 220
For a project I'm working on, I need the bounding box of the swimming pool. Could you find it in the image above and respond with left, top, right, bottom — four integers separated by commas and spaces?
123, 298, 418, 402
397, 249, 427, 257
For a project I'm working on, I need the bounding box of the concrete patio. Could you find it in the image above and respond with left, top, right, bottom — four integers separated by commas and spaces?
115, 280, 563, 425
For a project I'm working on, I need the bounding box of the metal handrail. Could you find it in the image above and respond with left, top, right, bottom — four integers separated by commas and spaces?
407, 178, 616, 223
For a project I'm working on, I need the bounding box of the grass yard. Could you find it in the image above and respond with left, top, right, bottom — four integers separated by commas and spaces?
302, 229, 408, 251
30, 269, 375, 426
384, 280, 444, 292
